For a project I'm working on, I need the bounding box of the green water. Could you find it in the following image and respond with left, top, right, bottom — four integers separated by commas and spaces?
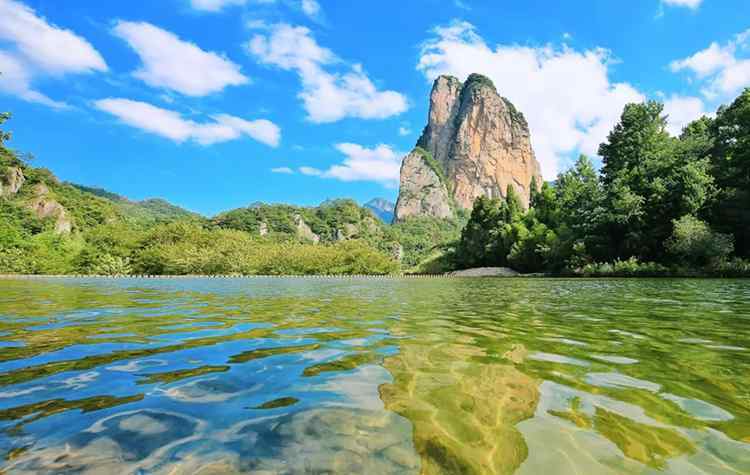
0, 277, 748, 474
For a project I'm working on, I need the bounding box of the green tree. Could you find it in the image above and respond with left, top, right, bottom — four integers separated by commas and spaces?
454, 196, 506, 268
666, 215, 733, 267
709, 88, 750, 257
598, 102, 714, 261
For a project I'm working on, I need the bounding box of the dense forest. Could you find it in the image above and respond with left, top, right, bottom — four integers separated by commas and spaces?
453, 89, 750, 277
1, 89, 748, 277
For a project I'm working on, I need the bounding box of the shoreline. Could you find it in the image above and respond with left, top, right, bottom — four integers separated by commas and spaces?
0, 273, 747, 280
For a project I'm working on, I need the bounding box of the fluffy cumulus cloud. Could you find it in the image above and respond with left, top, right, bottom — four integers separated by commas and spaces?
0, 0, 107, 107
247, 23, 408, 122
670, 29, 750, 100
662, 0, 702, 9
417, 21, 644, 178
298, 143, 402, 187
113, 21, 248, 96
94, 98, 280, 147
663, 95, 709, 136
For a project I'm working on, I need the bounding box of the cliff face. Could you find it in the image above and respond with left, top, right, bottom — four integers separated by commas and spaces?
395, 74, 542, 221
394, 148, 453, 220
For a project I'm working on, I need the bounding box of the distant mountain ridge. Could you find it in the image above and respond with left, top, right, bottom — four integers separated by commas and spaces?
71, 184, 201, 224
364, 198, 395, 223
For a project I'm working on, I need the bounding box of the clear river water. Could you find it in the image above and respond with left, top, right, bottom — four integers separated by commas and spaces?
0, 277, 748, 474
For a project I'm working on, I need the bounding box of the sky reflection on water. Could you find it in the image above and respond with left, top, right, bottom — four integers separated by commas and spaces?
0, 277, 748, 474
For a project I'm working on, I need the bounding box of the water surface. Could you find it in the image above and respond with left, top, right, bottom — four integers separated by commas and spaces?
0, 277, 748, 474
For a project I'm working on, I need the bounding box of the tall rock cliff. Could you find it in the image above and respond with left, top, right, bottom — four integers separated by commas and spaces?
394, 74, 542, 221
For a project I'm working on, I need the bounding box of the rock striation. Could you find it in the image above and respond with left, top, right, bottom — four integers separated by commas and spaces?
395, 74, 542, 221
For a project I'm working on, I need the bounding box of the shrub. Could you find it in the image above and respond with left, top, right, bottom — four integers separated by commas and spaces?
665, 215, 734, 267
579, 258, 670, 277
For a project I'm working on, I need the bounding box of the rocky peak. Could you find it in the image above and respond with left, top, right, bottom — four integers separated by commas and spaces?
396, 73, 542, 221
364, 198, 395, 223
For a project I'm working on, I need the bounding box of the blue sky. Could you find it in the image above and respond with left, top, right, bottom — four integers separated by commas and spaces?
1, 0, 749, 215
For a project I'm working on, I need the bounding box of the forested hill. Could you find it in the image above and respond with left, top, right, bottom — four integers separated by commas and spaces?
0, 111, 462, 275
70, 184, 201, 224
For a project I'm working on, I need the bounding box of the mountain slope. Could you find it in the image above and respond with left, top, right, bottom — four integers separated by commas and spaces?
71, 184, 201, 225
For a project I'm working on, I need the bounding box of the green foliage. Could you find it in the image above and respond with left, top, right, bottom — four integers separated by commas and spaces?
453, 89, 749, 276
665, 215, 733, 267
464, 73, 496, 91
212, 199, 381, 243
412, 147, 450, 193
385, 216, 465, 267
4, 88, 750, 277
710, 258, 750, 278
708, 88, 750, 257
597, 101, 715, 261
131, 222, 397, 275
578, 258, 670, 277
71, 184, 201, 226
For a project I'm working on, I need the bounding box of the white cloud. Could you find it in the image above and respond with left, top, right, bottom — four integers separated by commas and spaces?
398, 126, 412, 136
271, 166, 294, 173
0, 0, 107, 74
247, 23, 408, 122
299, 143, 402, 187
663, 95, 708, 136
663, 0, 702, 9
670, 42, 735, 78
301, 0, 321, 17
189, 0, 247, 12
94, 98, 280, 147
0, 0, 106, 107
113, 21, 248, 96
0, 51, 67, 108
671, 29, 750, 100
417, 21, 644, 179
299, 166, 323, 176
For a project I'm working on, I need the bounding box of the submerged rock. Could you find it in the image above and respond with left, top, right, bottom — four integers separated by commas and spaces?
229, 407, 421, 474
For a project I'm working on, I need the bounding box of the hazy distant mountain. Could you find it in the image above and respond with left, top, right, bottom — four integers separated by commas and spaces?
365, 198, 395, 223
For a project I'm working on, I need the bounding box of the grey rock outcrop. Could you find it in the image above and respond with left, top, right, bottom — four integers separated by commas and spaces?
294, 214, 320, 243
395, 74, 542, 221
394, 149, 453, 220
0, 166, 25, 197
28, 183, 72, 234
